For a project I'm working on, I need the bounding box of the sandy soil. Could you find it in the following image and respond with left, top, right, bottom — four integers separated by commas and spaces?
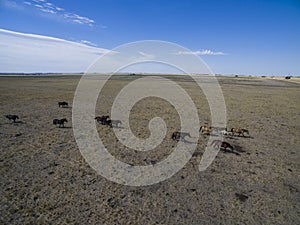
0, 75, 299, 224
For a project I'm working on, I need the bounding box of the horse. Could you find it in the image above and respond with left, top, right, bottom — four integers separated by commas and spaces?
58, 101, 68, 108
199, 125, 212, 134
231, 128, 249, 137
53, 118, 68, 128
211, 140, 233, 151
95, 115, 109, 125
171, 132, 191, 141
106, 119, 122, 128
220, 128, 233, 136
5, 115, 19, 122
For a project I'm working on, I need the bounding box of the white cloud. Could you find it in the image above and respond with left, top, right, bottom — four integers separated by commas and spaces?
23, 1, 32, 6
80, 40, 97, 47
2, 0, 24, 10
138, 51, 155, 59
62, 13, 95, 26
55, 7, 63, 11
0, 29, 217, 74
0, 28, 109, 73
40, 8, 56, 14
32, 0, 45, 3
20, 0, 99, 27
176, 50, 227, 56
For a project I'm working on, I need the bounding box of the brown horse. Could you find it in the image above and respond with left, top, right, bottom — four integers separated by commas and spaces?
211, 140, 233, 151
231, 128, 249, 137
171, 132, 191, 141
199, 125, 212, 134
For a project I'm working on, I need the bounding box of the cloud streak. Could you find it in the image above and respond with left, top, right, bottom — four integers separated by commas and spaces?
176, 50, 227, 56
0, 28, 109, 73
80, 40, 98, 47
138, 51, 155, 59
20, 0, 100, 27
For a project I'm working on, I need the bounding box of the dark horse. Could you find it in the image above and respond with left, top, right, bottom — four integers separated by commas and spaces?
58, 101, 68, 108
95, 115, 110, 125
53, 118, 68, 128
5, 115, 19, 122
171, 132, 192, 141
211, 140, 233, 151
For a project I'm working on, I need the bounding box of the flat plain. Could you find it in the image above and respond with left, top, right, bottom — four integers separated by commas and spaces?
0, 75, 299, 224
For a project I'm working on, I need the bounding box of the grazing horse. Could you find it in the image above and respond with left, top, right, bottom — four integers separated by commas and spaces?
231, 128, 249, 137
171, 132, 192, 141
95, 115, 109, 125
5, 115, 19, 122
106, 119, 122, 128
199, 125, 212, 134
211, 140, 233, 151
53, 118, 68, 128
58, 101, 68, 108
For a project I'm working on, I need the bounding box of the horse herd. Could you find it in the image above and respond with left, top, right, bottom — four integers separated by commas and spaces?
4, 102, 70, 128
199, 124, 249, 137
171, 124, 250, 152
5, 101, 250, 153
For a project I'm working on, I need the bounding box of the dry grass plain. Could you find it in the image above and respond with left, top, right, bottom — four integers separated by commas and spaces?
0, 75, 299, 224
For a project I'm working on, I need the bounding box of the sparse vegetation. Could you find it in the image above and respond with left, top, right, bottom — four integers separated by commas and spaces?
0, 75, 299, 224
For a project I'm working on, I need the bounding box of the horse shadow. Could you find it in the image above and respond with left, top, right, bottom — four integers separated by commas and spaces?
220, 148, 240, 156
192, 151, 203, 157
233, 145, 246, 153
233, 135, 254, 139
111, 126, 126, 129
224, 136, 238, 140
12, 121, 25, 125
57, 126, 72, 129
182, 139, 198, 144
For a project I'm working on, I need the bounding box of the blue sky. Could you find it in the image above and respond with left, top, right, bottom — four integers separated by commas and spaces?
0, 0, 299, 75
